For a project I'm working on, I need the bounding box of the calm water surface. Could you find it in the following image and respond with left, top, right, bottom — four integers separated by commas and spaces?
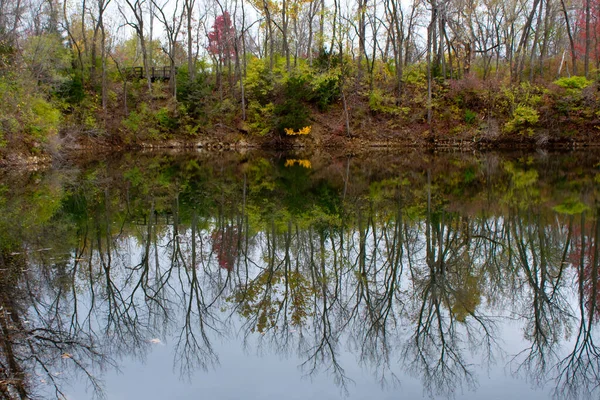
1, 150, 599, 399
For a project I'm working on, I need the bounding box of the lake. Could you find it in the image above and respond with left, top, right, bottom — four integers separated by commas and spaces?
1, 150, 599, 399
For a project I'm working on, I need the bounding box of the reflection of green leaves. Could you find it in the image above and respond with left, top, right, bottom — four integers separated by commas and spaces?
228, 267, 316, 333
553, 198, 589, 215
369, 178, 401, 203
28, 185, 63, 225
463, 168, 475, 184
450, 273, 481, 323
505, 162, 539, 188
248, 158, 276, 193
503, 161, 541, 208
124, 166, 144, 186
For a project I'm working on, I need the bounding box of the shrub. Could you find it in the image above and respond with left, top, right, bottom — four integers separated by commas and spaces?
245, 57, 275, 105
155, 107, 178, 130
554, 76, 592, 90
369, 88, 399, 115
274, 75, 311, 134
0, 76, 60, 150
447, 75, 486, 110
505, 105, 538, 135
311, 70, 340, 111
177, 67, 212, 121
402, 65, 426, 88
464, 109, 477, 124
247, 101, 274, 136
26, 98, 61, 138
553, 76, 593, 116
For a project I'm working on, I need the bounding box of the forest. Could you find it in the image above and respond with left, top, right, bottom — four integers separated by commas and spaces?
0, 0, 599, 161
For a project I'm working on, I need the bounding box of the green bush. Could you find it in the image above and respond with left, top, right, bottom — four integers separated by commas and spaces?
177, 65, 213, 121
155, 107, 178, 130
245, 57, 275, 105
505, 105, 539, 135
26, 98, 61, 138
122, 108, 143, 133
247, 101, 274, 136
464, 109, 477, 124
402, 65, 427, 88
553, 76, 593, 116
0, 76, 60, 150
274, 75, 311, 134
56, 74, 85, 104
311, 71, 340, 111
369, 88, 399, 115
554, 76, 593, 90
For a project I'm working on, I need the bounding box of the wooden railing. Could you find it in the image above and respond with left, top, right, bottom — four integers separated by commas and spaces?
124, 66, 177, 81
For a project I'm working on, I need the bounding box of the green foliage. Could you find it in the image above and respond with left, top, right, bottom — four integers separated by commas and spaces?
554, 76, 592, 90
464, 109, 477, 124
177, 66, 213, 122
247, 101, 274, 136
245, 57, 275, 105
122, 108, 143, 133
26, 97, 61, 138
155, 107, 178, 130
505, 105, 539, 135
0, 75, 61, 150
312, 48, 343, 72
498, 82, 544, 115
56, 74, 85, 104
122, 102, 174, 141
310, 70, 340, 111
245, 62, 316, 135
274, 99, 309, 134
274, 75, 311, 134
368, 88, 399, 115
402, 65, 426, 88
21, 34, 71, 89
553, 76, 594, 117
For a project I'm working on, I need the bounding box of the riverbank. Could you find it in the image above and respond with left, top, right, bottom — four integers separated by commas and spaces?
2, 72, 599, 167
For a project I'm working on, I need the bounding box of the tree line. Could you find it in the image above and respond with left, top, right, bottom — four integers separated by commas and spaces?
0, 0, 598, 152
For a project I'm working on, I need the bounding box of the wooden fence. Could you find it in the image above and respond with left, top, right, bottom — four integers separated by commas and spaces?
124, 66, 176, 81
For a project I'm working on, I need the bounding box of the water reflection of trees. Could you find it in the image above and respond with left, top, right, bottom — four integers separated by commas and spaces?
3, 154, 600, 398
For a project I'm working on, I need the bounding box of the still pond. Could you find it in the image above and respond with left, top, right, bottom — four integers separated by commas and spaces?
1, 150, 599, 399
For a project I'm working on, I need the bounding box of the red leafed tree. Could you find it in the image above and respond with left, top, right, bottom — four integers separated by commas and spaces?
207, 12, 235, 62
574, 0, 600, 71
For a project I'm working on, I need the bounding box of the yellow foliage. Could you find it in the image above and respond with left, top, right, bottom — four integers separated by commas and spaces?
284, 126, 312, 136
284, 159, 312, 168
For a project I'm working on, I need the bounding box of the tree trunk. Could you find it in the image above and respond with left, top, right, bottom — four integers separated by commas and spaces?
585, 0, 591, 77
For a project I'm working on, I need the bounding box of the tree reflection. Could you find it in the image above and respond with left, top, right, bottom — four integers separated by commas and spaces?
401, 170, 499, 397
554, 209, 600, 399
4, 153, 600, 399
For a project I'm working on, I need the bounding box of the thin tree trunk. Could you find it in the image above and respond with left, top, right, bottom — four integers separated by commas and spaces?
585, 0, 591, 77
559, 0, 577, 75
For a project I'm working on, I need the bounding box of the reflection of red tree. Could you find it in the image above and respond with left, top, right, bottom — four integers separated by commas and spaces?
211, 225, 239, 271
568, 225, 600, 321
